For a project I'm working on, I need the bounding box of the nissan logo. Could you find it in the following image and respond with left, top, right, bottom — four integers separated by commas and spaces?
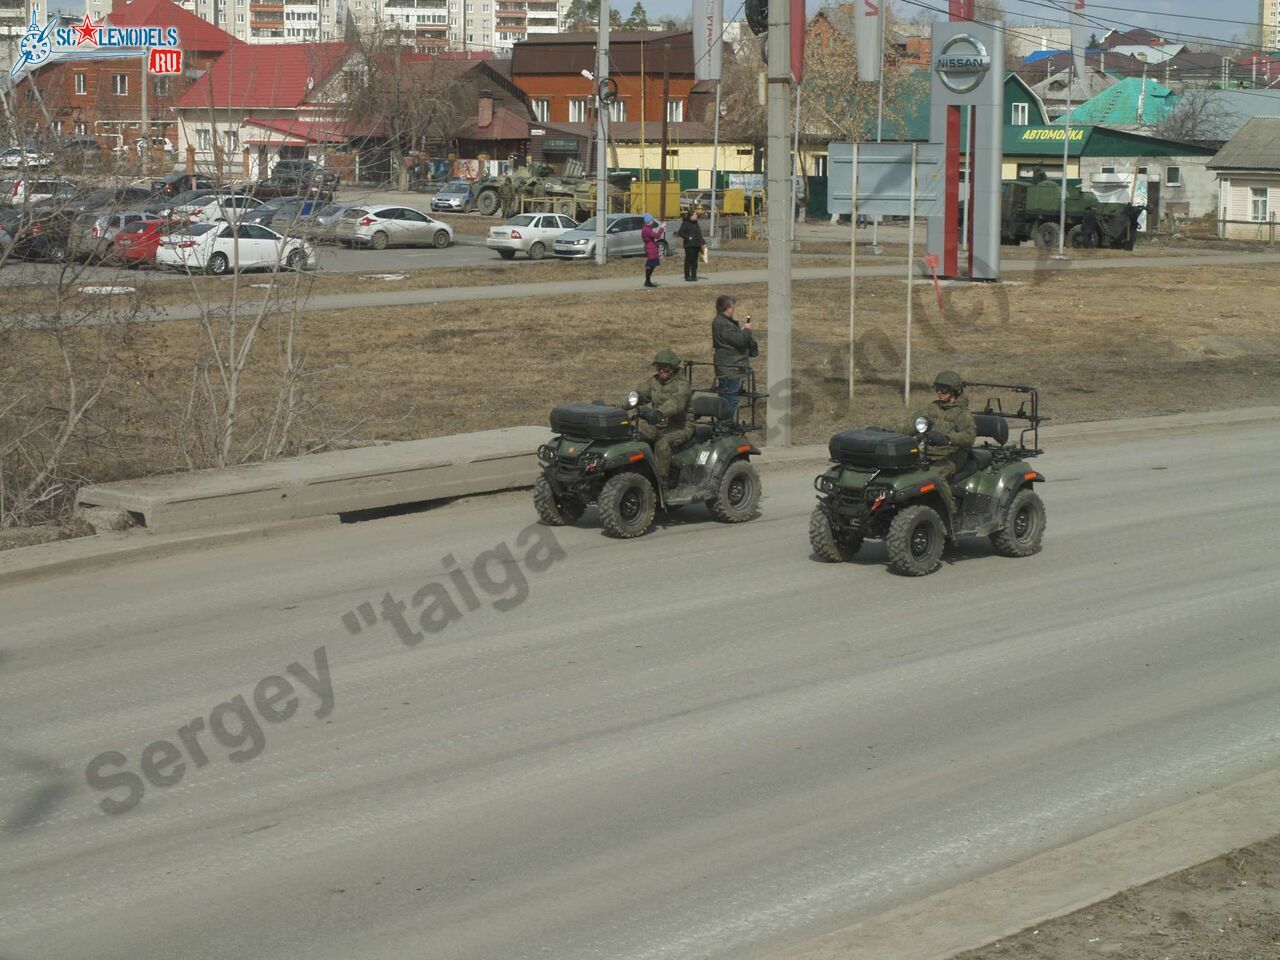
935, 34, 991, 94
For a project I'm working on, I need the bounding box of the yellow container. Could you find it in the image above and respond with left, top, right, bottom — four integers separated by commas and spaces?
630, 180, 683, 218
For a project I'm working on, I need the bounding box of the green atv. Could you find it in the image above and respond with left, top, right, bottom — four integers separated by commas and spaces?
809, 382, 1048, 576
534, 381, 763, 539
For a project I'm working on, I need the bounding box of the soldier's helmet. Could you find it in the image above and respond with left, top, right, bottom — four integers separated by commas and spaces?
653, 348, 680, 369
932, 370, 965, 393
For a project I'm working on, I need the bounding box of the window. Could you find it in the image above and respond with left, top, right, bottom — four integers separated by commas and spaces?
1100, 165, 1116, 174
666, 99, 684, 122
1165, 165, 1182, 186
154, 77, 170, 95
197, 128, 212, 150
1250, 186, 1269, 222
568, 98, 588, 123
1137, 165, 1149, 174
608, 99, 626, 122
531, 98, 549, 122
1011, 102, 1029, 126
112, 73, 127, 96
225, 130, 239, 152
74, 73, 86, 95
74, 122, 88, 135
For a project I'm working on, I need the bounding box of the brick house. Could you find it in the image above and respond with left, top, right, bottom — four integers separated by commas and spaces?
8, 0, 240, 156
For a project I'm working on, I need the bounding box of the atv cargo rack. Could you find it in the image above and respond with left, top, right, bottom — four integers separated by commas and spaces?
965, 382, 1047, 457
683, 360, 767, 435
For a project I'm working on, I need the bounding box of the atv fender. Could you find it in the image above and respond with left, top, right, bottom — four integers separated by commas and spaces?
707, 440, 760, 485
605, 448, 665, 506
993, 468, 1045, 529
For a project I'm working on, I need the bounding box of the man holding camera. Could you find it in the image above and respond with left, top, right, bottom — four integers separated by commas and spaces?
711, 294, 756, 425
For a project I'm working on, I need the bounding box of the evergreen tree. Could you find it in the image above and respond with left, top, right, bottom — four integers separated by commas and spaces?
624, 1, 648, 29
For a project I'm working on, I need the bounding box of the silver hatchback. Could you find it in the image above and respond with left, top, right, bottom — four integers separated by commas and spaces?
69, 211, 161, 262
552, 214, 667, 260
334, 205, 455, 250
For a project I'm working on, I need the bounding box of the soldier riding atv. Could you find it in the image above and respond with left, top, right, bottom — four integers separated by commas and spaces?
534, 350, 763, 538
809, 379, 1048, 576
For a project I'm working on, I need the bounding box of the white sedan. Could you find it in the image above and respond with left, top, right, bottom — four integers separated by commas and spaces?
156, 222, 316, 275
172, 193, 263, 224
486, 212, 578, 260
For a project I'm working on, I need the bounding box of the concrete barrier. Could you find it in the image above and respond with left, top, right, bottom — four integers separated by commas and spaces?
75, 426, 548, 532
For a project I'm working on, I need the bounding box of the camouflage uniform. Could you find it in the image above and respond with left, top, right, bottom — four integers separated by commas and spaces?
903, 394, 977, 479
499, 177, 517, 218
635, 369, 693, 480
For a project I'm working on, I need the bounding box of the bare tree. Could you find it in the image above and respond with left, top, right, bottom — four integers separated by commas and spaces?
1155, 88, 1234, 143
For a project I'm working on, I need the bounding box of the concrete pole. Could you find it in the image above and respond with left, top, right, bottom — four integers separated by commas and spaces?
904, 142, 917, 406
870, 14, 885, 254
594, 0, 609, 265
659, 42, 670, 220
140, 63, 150, 176
709, 79, 721, 247
765, 0, 792, 446
1056, 58, 1072, 260
848, 143, 858, 403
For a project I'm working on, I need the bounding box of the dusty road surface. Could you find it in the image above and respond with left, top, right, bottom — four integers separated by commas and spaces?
2, 414, 1279, 959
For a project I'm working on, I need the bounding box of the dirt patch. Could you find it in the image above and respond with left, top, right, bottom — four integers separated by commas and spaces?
956, 834, 1280, 960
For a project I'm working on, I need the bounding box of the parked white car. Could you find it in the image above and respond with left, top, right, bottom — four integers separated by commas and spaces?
172, 193, 262, 224
1, 176, 77, 205
486, 212, 578, 260
334, 205, 453, 249
156, 222, 316, 275
0, 149, 52, 169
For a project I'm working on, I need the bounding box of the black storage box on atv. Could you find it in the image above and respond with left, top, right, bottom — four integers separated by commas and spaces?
827, 428, 920, 469
549, 403, 633, 441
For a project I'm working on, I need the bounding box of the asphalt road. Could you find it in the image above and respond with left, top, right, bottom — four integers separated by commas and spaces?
2, 415, 1278, 959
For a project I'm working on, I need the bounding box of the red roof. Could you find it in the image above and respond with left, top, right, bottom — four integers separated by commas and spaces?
240, 117, 382, 145
177, 42, 350, 111
107, 0, 241, 53
456, 105, 530, 141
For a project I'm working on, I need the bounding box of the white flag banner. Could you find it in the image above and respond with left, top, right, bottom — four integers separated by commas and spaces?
693, 0, 723, 83
855, 0, 883, 83
1069, 0, 1090, 99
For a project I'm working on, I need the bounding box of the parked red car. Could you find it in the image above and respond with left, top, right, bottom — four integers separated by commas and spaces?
112, 219, 169, 266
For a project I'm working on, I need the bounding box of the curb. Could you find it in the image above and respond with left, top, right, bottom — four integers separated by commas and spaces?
0, 515, 337, 589
777, 766, 1280, 960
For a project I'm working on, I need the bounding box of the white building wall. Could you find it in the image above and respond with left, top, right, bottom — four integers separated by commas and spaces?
1079, 156, 1218, 221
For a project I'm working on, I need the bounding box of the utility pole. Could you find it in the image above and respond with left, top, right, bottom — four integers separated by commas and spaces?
140, 64, 150, 176
765, 0, 793, 446
659, 41, 670, 221
594, 0, 609, 265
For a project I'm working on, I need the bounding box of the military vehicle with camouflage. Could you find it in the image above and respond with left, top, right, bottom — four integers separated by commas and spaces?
535, 380, 763, 539
809, 383, 1047, 576
475, 160, 633, 219
1002, 177, 1142, 250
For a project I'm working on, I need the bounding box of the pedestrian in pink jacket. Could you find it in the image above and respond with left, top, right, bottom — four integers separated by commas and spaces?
642, 213, 665, 288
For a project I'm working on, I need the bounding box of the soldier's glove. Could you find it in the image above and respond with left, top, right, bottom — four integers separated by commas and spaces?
924, 431, 951, 446
637, 407, 661, 425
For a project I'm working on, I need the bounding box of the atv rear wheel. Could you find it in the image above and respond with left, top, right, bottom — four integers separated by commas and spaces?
598, 472, 656, 538
886, 504, 945, 576
990, 488, 1045, 557
809, 506, 862, 562
706, 458, 760, 523
533, 475, 585, 526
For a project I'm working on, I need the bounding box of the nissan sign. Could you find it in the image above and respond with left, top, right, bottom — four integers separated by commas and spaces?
935, 34, 991, 94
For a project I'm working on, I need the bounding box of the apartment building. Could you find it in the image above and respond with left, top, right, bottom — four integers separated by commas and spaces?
1264, 0, 1279, 50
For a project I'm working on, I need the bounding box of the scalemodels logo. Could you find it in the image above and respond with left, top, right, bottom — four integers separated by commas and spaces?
9, 4, 182, 78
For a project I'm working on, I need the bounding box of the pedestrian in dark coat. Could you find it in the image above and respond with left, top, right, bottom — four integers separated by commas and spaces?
711, 293, 755, 424
676, 209, 706, 281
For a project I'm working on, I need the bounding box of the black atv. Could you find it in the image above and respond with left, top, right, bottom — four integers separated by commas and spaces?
534, 368, 764, 539
809, 383, 1048, 576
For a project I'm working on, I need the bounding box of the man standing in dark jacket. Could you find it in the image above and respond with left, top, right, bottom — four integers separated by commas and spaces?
711, 294, 754, 424
676, 208, 706, 281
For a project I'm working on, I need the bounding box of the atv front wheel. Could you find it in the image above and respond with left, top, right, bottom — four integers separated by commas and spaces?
990, 488, 1045, 557
809, 506, 862, 562
533, 475, 585, 526
886, 504, 945, 576
706, 458, 761, 523
598, 472, 656, 538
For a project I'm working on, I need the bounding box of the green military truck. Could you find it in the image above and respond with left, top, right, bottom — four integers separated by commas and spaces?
1001, 178, 1143, 250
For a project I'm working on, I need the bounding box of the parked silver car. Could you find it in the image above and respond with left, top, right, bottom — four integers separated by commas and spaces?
430, 181, 477, 213
552, 214, 669, 260
334, 205, 454, 250
294, 202, 357, 243
69, 210, 162, 262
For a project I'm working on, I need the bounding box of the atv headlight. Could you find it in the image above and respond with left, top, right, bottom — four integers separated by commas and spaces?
627, 391, 640, 407
814, 475, 837, 495
914, 417, 930, 435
